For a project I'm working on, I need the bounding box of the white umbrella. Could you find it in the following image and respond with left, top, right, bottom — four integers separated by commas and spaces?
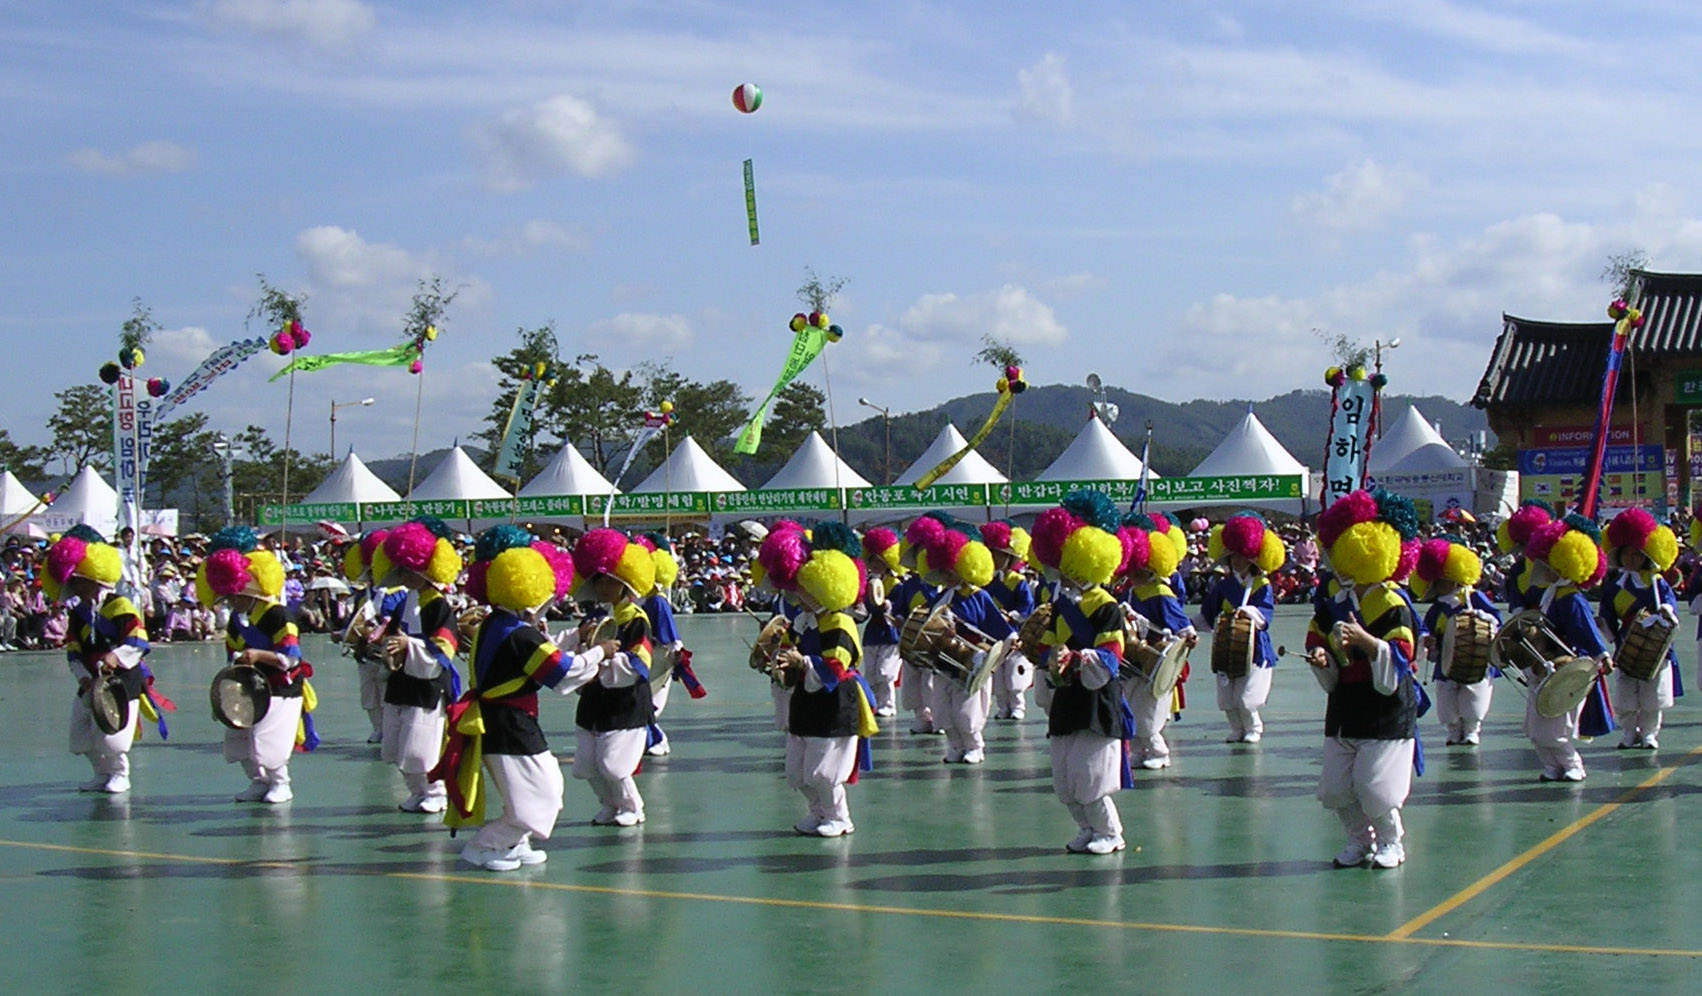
306, 576, 351, 593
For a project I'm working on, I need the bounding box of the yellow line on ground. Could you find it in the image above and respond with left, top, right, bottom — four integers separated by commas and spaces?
390, 870, 1702, 958
1386, 743, 1702, 940
0, 838, 246, 865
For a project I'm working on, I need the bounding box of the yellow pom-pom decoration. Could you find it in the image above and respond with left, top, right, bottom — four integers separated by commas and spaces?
78, 543, 124, 586
1645, 525, 1679, 573
487, 547, 556, 611
1059, 527, 1122, 587
1547, 530, 1601, 587
613, 543, 656, 597
955, 542, 995, 589
371, 547, 395, 588
1328, 521, 1401, 586
246, 550, 286, 599
996, 377, 1009, 393
1007, 526, 1033, 563
1692, 517, 1702, 552
651, 548, 680, 591
1146, 527, 1183, 579
41, 572, 62, 602
1256, 530, 1287, 574
749, 559, 770, 592
425, 325, 439, 341
1206, 524, 1226, 562
342, 544, 365, 582
796, 549, 861, 612
424, 538, 464, 587
660, 400, 673, 414
1442, 544, 1482, 587
1348, 365, 1366, 380
194, 564, 215, 608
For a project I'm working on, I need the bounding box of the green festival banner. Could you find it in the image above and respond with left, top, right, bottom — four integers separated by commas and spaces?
267, 342, 419, 382
734, 325, 830, 455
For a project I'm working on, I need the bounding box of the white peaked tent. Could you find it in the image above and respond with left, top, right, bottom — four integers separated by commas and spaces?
408, 447, 512, 501
1368, 405, 1454, 475
894, 423, 1008, 486
1038, 413, 1158, 481
39, 466, 119, 536
633, 436, 745, 493
0, 471, 44, 536
302, 452, 402, 505
520, 443, 617, 497
1384, 442, 1468, 473
1183, 410, 1310, 514
761, 431, 873, 491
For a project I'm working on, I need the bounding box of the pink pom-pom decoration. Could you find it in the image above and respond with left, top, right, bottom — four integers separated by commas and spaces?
1190, 517, 1210, 533
756, 527, 810, 591
205, 547, 253, 597
1523, 520, 1568, 563
1220, 514, 1267, 560
1391, 539, 1420, 583
383, 522, 438, 572
980, 521, 1013, 552
1318, 491, 1378, 549
924, 530, 969, 573
1505, 504, 1553, 546
1605, 508, 1658, 551
47, 537, 87, 584
531, 541, 576, 599
863, 527, 899, 557
1119, 527, 1150, 575
573, 528, 632, 580
360, 529, 390, 565
463, 559, 489, 604
1587, 548, 1608, 587
1030, 507, 1082, 570
409, 359, 423, 374
1414, 538, 1453, 584
904, 515, 947, 551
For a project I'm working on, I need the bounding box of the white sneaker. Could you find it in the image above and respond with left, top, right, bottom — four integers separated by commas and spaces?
961, 749, 986, 764
366, 730, 383, 744
1462, 732, 1481, 746
1333, 840, 1373, 868
1240, 731, 1262, 744
417, 794, 447, 814
461, 844, 521, 872
612, 810, 643, 827
512, 840, 548, 866
398, 793, 427, 813
1371, 840, 1406, 869
814, 820, 855, 837
875, 706, 897, 717
646, 738, 671, 757
794, 816, 824, 836
262, 783, 293, 804
1009, 709, 1025, 720
1641, 737, 1660, 751
1085, 833, 1126, 855
234, 780, 269, 803
942, 749, 966, 764
1140, 756, 1170, 770
1064, 827, 1096, 853
591, 805, 620, 826
79, 775, 109, 793
100, 774, 130, 794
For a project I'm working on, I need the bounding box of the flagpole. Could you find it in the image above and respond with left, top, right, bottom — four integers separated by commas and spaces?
820, 349, 847, 524
406, 366, 425, 509
281, 367, 296, 528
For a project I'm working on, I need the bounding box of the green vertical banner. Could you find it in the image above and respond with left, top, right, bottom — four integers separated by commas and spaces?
493, 378, 543, 484
734, 327, 829, 455
743, 159, 759, 246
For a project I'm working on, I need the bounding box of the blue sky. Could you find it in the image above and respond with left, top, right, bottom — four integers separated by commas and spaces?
7, 0, 1702, 465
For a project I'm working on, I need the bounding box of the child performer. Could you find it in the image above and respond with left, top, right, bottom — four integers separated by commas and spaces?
1496, 501, 1553, 611
371, 518, 462, 813
48, 528, 152, 794
636, 534, 705, 757
1307, 489, 1422, 869
1198, 513, 1286, 744
338, 530, 402, 744
1520, 515, 1613, 782
1412, 537, 1500, 746
437, 526, 619, 871
568, 528, 657, 827
1031, 490, 1135, 855
893, 516, 947, 735
775, 523, 880, 837
198, 527, 314, 804
981, 521, 1037, 721
1119, 514, 1195, 770
917, 522, 1016, 764
1600, 509, 1682, 751
859, 527, 905, 717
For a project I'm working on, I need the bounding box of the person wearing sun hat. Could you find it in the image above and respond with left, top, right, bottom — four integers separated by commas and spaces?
1496, 500, 1554, 611
567, 527, 657, 827
893, 515, 947, 734
1411, 536, 1501, 747
1119, 512, 1196, 770
436, 525, 620, 871
1305, 488, 1423, 870
1031, 490, 1136, 855
917, 519, 1018, 764
1599, 508, 1683, 750
338, 529, 404, 744
859, 526, 905, 717
981, 520, 1037, 721
1520, 513, 1613, 782
771, 522, 880, 837
198, 526, 312, 804
48, 526, 153, 794
1198, 512, 1285, 744
369, 518, 463, 814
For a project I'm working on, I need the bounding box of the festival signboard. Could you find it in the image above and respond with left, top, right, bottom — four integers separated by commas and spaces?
847, 483, 989, 511
712, 488, 843, 515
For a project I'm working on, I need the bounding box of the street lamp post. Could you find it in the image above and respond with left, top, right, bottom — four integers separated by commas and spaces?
858, 397, 892, 485
330, 397, 376, 459
1372, 338, 1400, 439
211, 432, 236, 527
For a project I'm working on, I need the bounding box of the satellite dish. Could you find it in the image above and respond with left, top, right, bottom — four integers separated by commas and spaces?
1085, 373, 1102, 393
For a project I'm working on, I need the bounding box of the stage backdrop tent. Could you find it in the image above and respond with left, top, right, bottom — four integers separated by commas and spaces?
301, 452, 403, 507
1037, 412, 1157, 482
1178, 409, 1311, 515
37, 466, 119, 538
1368, 405, 1454, 476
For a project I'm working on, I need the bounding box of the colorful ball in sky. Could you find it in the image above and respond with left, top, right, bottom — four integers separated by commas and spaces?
789, 313, 808, 333
409, 359, 424, 375
118, 346, 144, 369
660, 400, 674, 414
732, 83, 763, 113
146, 377, 170, 398
825, 324, 843, 342
99, 362, 121, 385
425, 325, 439, 341
809, 311, 828, 329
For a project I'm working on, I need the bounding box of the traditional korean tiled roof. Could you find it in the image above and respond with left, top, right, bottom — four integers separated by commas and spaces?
1472, 270, 1702, 410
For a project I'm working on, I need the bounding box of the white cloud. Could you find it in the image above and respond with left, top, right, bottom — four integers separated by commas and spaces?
202, 0, 376, 49
293, 226, 487, 338
585, 313, 694, 354
1017, 52, 1074, 126
1291, 158, 1427, 237
463, 220, 589, 257
68, 141, 196, 176
471, 95, 635, 192
841, 285, 1065, 388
